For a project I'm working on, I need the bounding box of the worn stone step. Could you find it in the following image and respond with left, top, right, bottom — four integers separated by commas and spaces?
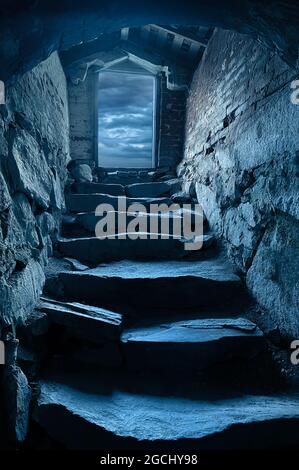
34, 371, 299, 450
54, 342, 123, 370
72, 182, 125, 196
125, 180, 180, 198
66, 193, 174, 213
61, 209, 207, 240
54, 259, 242, 312
99, 169, 155, 185
37, 296, 123, 342
38, 296, 123, 342
60, 223, 90, 239
74, 207, 206, 234
57, 234, 215, 263
37, 297, 123, 369
121, 318, 265, 373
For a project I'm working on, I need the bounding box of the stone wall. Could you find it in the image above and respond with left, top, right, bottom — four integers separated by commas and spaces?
180, 29, 299, 339
0, 52, 69, 328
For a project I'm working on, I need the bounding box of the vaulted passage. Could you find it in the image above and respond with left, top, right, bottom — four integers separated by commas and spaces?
0, 2, 299, 457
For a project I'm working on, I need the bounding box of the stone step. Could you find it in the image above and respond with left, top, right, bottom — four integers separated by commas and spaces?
121, 318, 265, 373
125, 180, 180, 198
37, 296, 123, 343
61, 207, 207, 240
56, 234, 215, 263
66, 193, 174, 213
72, 207, 206, 235
53, 259, 243, 312
98, 167, 174, 184
98, 169, 156, 185
34, 371, 299, 450
72, 182, 125, 196
60, 223, 90, 239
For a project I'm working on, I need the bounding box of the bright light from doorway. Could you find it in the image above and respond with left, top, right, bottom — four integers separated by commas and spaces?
98, 71, 155, 168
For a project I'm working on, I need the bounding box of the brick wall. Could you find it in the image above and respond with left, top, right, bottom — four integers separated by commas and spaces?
157, 73, 186, 168
179, 29, 299, 338
68, 71, 96, 166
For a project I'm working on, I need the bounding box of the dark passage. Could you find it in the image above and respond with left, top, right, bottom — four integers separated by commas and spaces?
0, 2, 299, 457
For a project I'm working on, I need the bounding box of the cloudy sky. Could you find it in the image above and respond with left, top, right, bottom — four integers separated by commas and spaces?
98, 71, 154, 168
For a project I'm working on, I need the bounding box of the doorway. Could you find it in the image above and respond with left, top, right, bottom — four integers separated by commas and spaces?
97, 71, 156, 168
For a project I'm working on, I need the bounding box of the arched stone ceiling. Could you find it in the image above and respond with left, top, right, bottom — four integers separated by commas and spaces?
0, 0, 299, 83
61, 26, 207, 89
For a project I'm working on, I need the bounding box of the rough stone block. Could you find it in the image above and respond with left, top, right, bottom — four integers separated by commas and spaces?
0, 259, 45, 326
71, 164, 93, 183
9, 129, 53, 209
2, 365, 31, 443
247, 215, 299, 339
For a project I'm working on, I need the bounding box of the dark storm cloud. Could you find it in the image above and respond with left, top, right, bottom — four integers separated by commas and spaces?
98, 71, 154, 168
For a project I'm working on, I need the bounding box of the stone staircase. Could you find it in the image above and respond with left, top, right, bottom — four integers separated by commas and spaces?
26, 172, 299, 450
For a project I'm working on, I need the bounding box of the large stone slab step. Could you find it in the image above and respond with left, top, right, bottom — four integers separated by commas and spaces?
72, 182, 125, 196
54, 259, 243, 312
125, 180, 180, 198
73, 208, 206, 235
99, 168, 157, 185
121, 318, 265, 373
34, 371, 299, 449
56, 234, 215, 263
98, 168, 177, 185
38, 296, 123, 342
66, 193, 174, 213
